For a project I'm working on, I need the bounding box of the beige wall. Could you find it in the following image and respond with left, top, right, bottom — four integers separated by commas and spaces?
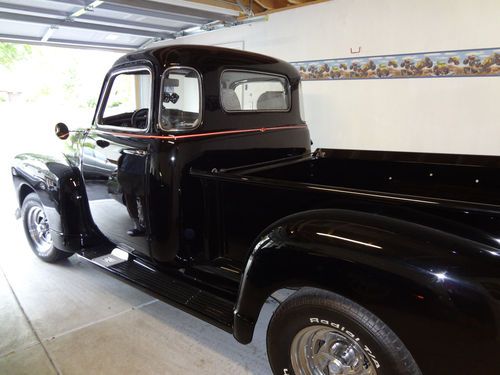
154, 0, 500, 155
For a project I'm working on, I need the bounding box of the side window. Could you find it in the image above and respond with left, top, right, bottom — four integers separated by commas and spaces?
99, 68, 151, 130
220, 70, 290, 112
160, 67, 201, 131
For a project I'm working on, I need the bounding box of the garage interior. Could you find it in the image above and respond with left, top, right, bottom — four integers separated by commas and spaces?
1, 0, 499, 374
0, 0, 316, 50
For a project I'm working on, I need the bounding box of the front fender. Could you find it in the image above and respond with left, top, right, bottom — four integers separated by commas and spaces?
234, 209, 500, 375
12, 152, 102, 251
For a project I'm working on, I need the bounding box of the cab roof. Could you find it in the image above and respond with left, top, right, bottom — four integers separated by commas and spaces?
112, 45, 301, 83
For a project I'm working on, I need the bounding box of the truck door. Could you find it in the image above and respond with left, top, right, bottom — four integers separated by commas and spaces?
81, 66, 152, 257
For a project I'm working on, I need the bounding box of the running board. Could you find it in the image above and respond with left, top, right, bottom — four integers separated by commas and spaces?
79, 249, 235, 332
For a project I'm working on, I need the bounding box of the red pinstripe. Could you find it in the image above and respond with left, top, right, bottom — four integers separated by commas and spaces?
95, 125, 307, 141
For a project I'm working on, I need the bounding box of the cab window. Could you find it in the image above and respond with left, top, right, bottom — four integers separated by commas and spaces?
98, 68, 151, 130
160, 67, 201, 131
220, 70, 290, 112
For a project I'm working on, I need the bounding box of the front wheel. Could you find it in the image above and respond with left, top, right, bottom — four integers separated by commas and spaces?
21, 193, 72, 263
267, 288, 421, 375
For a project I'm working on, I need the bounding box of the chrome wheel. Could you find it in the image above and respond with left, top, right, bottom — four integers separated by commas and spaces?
27, 205, 52, 254
290, 326, 378, 375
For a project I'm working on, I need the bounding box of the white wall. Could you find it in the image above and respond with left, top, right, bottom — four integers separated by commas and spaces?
154, 0, 500, 155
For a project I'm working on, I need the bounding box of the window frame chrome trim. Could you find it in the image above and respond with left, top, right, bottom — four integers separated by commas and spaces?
95, 65, 154, 133
220, 69, 292, 113
298, 81, 306, 122
158, 66, 203, 133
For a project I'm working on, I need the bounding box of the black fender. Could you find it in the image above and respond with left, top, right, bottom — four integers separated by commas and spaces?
12, 152, 104, 252
234, 209, 500, 375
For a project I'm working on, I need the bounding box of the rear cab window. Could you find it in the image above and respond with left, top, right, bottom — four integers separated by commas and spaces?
97, 67, 152, 131
220, 70, 291, 112
159, 67, 202, 132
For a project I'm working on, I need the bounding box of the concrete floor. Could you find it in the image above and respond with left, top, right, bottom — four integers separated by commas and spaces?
0, 199, 276, 374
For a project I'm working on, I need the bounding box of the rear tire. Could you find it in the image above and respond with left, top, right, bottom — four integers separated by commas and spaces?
267, 288, 421, 375
21, 193, 72, 263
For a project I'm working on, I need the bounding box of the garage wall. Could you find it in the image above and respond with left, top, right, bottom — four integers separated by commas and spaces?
155, 0, 500, 155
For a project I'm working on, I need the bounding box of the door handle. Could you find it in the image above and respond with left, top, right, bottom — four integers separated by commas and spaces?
122, 149, 147, 156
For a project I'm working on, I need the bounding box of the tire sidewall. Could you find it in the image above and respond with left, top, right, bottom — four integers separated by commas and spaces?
21, 194, 57, 260
268, 304, 395, 375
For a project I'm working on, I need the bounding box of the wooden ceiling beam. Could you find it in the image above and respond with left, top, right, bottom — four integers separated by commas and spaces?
254, 0, 289, 10
287, 0, 311, 4
185, 0, 269, 17
187, 0, 324, 19
253, 0, 328, 16
235, 0, 266, 14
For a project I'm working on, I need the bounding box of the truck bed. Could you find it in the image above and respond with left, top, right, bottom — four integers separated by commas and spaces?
191, 148, 500, 267
217, 149, 500, 209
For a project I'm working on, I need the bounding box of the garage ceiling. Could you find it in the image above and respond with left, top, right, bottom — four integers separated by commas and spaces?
0, 0, 320, 51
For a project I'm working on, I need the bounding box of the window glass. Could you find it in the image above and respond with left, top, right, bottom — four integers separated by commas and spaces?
160, 68, 201, 131
220, 71, 290, 112
100, 69, 151, 129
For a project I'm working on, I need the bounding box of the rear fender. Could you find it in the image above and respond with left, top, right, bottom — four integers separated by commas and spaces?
234, 209, 500, 375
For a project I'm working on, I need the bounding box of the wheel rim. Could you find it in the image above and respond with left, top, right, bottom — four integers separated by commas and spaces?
290, 326, 378, 375
27, 205, 52, 254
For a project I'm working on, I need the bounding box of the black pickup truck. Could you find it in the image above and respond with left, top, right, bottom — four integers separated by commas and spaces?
11, 45, 500, 375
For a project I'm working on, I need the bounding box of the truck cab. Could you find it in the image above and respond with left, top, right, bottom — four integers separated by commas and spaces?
80, 45, 309, 279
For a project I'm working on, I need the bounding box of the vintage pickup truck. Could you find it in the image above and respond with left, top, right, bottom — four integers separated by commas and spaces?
11, 45, 500, 375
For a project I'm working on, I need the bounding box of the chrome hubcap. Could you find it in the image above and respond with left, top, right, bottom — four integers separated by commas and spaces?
27, 206, 52, 254
290, 326, 378, 375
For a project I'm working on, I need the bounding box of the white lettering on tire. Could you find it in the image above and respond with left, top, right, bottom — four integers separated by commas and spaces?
309, 317, 381, 369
